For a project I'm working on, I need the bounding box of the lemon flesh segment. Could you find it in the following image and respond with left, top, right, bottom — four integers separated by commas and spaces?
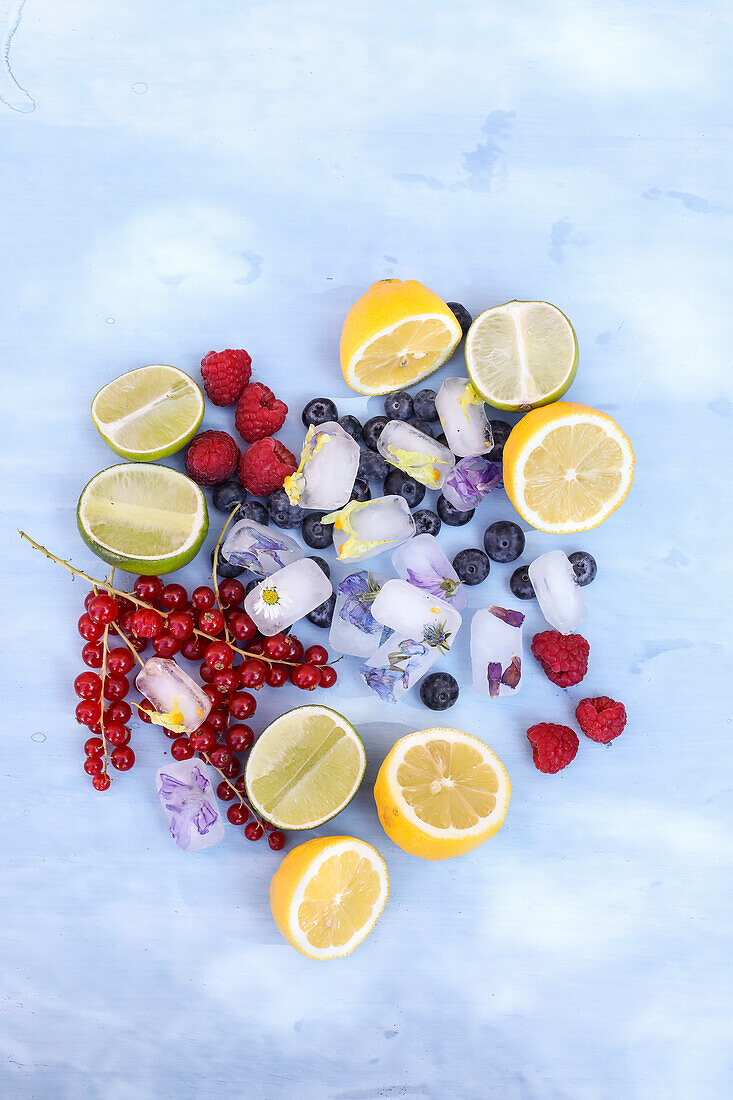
77, 463, 208, 574
374, 728, 511, 860
346, 315, 461, 395
91, 365, 204, 460
270, 836, 389, 959
466, 301, 577, 410
245, 706, 366, 830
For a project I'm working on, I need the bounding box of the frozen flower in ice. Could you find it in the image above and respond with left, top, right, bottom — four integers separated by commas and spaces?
253, 583, 292, 622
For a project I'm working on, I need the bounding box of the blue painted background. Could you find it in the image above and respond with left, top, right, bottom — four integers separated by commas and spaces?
2, 2, 731, 1097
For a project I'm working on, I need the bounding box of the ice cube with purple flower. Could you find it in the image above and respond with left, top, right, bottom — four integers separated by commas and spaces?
155, 759, 225, 852
360, 635, 432, 703
470, 606, 525, 699
221, 518, 304, 577
329, 569, 388, 657
442, 456, 502, 512
391, 533, 466, 610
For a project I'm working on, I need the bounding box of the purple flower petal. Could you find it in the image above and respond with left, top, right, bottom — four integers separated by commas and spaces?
487, 661, 502, 699
501, 656, 521, 689
444, 458, 502, 508
489, 605, 525, 628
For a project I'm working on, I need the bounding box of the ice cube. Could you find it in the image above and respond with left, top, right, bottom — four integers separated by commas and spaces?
155, 759, 225, 852
361, 632, 437, 703
442, 456, 502, 512
377, 420, 455, 488
329, 568, 388, 657
221, 518, 304, 576
391, 533, 466, 610
435, 377, 493, 457
528, 550, 588, 635
371, 579, 462, 650
283, 422, 360, 510
244, 557, 332, 636
323, 496, 415, 562
135, 657, 212, 733
470, 606, 525, 698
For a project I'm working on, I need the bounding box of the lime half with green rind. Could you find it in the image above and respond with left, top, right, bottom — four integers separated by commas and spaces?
91, 365, 204, 461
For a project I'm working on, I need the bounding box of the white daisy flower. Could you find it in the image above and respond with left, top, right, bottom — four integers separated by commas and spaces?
253, 584, 291, 622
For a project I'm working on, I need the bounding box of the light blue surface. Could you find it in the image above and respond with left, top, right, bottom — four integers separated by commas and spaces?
2, 2, 732, 1097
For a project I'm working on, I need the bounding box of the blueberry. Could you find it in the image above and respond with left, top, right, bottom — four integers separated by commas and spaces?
363, 416, 389, 451
338, 414, 362, 442
308, 555, 331, 579
307, 593, 336, 628
409, 418, 435, 438
209, 546, 244, 579
420, 672, 459, 711
483, 520, 525, 563
437, 494, 474, 526
240, 501, 269, 525
509, 565, 535, 600
358, 450, 389, 483
267, 489, 305, 529
487, 419, 512, 463
446, 302, 473, 338
350, 478, 371, 502
413, 509, 441, 537
384, 390, 413, 421
302, 397, 338, 427
383, 469, 425, 509
413, 388, 438, 422
301, 511, 334, 549
568, 551, 597, 587
453, 548, 490, 586
211, 479, 248, 514
245, 578, 260, 596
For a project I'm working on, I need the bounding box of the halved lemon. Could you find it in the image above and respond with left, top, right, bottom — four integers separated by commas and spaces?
374, 728, 510, 860
502, 402, 634, 533
340, 279, 462, 395
466, 301, 577, 410
270, 836, 389, 959
245, 705, 366, 830
91, 365, 204, 460
77, 463, 208, 574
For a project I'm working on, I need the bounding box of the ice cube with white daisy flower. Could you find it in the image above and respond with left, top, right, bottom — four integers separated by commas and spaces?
283, 422, 360, 510
221, 518, 304, 576
470, 606, 525, 699
322, 496, 415, 562
377, 420, 455, 489
528, 549, 587, 635
244, 557, 333, 636
435, 377, 493, 457
135, 657, 212, 734
329, 569, 388, 657
442, 456, 502, 512
156, 759, 225, 852
391, 533, 466, 610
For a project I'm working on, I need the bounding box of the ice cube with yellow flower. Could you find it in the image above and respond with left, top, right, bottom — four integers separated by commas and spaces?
376, 419, 455, 488
135, 657, 213, 733
283, 422, 360, 511
435, 377, 494, 457
322, 496, 415, 562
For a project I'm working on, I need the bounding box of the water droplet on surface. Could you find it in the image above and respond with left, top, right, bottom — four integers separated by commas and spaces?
31, 732, 46, 743
131, 82, 148, 95
106, 318, 115, 325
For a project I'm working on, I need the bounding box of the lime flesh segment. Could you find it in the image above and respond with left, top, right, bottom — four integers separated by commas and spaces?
77, 463, 208, 575
245, 706, 366, 830
466, 301, 577, 411
91, 365, 204, 460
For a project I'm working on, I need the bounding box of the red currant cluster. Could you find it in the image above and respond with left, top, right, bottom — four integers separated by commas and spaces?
74, 562, 338, 851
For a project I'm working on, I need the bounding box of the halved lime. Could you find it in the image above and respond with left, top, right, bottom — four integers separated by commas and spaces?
245, 705, 366, 830
91, 365, 204, 460
77, 463, 208, 575
465, 301, 578, 411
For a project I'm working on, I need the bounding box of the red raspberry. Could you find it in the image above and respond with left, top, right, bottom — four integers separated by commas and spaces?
238, 437, 296, 496
185, 430, 241, 487
576, 696, 627, 744
235, 382, 288, 443
531, 630, 589, 688
527, 722, 579, 773
200, 349, 252, 406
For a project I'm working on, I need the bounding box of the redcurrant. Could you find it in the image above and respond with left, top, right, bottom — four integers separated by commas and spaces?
104, 722, 130, 747
228, 692, 256, 720
180, 634, 206, 661
134, 575, 163, 601
75, 700, 102, 726
81, 641, 105, 668
84, 756, 104, 776
152, 632, 180, 658
221, 756, 241, 779
131, 608, 164, 639
304, 644, 328, 666
198, 609, 225, 635
74, 671, 102, 699
208, 745, 233, 768
111, 745, 135, 770
199, 663, 216, 684
105, 648, 134, 676
206, 709, 227, 733
216, 780, 236, 802
219, 578, 246, 607
78, 614, 104, 642
87, 593, 119, 624
137, 702, 154, 723
204, 641, 233, 670
230, 612, 256, 642
167, 611, 195, 642
226, 724, 254, 753
190, 726, 216, 753
290, 664, 321, 691
227, 803, 249, 825
247, 639, 264, 656
268, 830, 286, 851
103, 674, 129, 701
105, 700, 132, 724
319, 666, 337, 688
238, 658, 266, 689
263, 633, 289, 661
170, 737, 193, 761
84, 736, 104, 756
265, 664, 288, 688
244, 821, 264, 841
191, 586, 216, 611
201, 684, 220, 706
285, 636, 304, 662
160, 583, 188, 611
92, 773, 111, 791
213, 668, 239, 695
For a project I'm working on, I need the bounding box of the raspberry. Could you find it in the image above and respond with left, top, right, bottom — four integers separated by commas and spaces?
527, 723, 579, 773
235, 382, 288, 443
238, 438, 296, 496
531, 630, 589, 688
576, 696, 627, 744
200, 349, 252, 406
185, 431, 241, 487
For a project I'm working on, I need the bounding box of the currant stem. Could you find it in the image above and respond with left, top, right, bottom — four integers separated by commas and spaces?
98, 567, 115, 777
209, 504, 241, 645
